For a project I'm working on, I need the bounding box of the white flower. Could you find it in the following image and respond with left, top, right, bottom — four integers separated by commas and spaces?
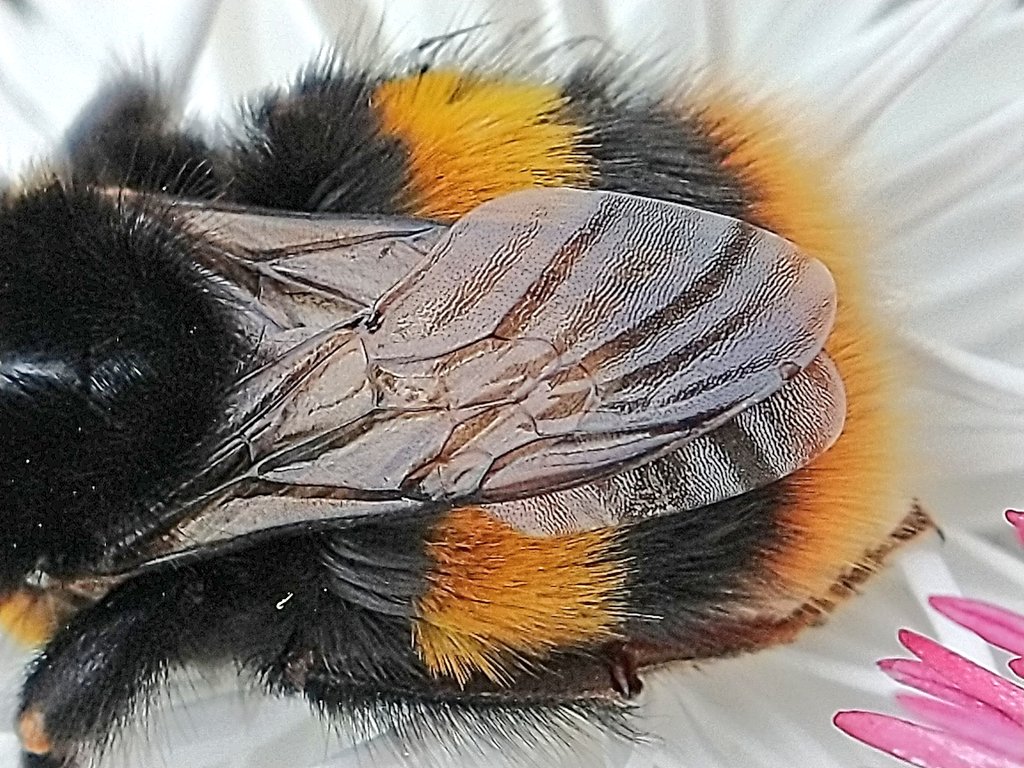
1, 2, 1023, 767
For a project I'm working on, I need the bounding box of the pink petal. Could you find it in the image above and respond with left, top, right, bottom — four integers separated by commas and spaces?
1010, 658, 1024, 678
834, 711, 1024, 768
896, 693, 1024, 760
929, 596, 1024, 656
1006, 509, 1024, 546
898, 629, 1024, 724
881, 658, 993, 711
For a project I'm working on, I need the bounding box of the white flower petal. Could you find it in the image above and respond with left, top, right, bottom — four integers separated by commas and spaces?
858, 4, 1024, 166
184, 1, 331, 123
891, 192, 1024, 370
871, 102, 1024, 240
955, 528, 1024, 610
899, 548, 998, 668
830, 0, 999, 150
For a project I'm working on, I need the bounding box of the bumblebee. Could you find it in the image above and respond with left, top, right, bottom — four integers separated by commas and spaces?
0, 40, 930, 768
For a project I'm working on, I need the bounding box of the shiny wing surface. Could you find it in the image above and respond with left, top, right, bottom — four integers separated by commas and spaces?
135, 188, 837, 566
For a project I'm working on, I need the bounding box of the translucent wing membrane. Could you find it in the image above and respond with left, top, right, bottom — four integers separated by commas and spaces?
364, 189, 837, 501
485, 352, 846, 534
135, 188, 839, 566
151, 196, 445, 327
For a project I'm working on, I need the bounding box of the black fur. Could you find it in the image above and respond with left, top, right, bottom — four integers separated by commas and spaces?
64, 82, 221, 197
21, 753, 62, 768
0, 184, 244, 584
621, 484, 788, 651
20, 520, 625, 764
225, 62, 410, 214
562, 66, 752, 218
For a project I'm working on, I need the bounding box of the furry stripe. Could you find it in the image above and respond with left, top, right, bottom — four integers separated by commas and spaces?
372, 70, 592, 221
415, 507, 626, 686
0, 590, 60, 648
694, 92, 921, 600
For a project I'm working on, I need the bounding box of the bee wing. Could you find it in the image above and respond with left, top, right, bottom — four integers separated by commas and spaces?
358, 187, 838, 502
137, 188, 837, 566
657, 351, 846, 510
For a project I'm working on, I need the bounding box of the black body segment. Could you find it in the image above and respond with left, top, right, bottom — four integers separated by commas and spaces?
64, 82, 220, 197
228, 63, 410, 213
0, 185, 244, 585
620, 484, 786, 648
561, 67, 751, 218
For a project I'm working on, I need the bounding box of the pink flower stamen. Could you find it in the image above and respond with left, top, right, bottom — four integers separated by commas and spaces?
895, 693, 1024, 760
835, 508, 1024, 768
897, 629, 1024, 724
833, 711, 1023, 768
879, 658, 989, 711
930, 596, 1024, 657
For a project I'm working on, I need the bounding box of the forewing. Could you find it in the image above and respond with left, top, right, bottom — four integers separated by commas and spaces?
242, 189, 837, 503
360, 187, 838, 501
661, 352, 847, 510
147, 194, 445, 329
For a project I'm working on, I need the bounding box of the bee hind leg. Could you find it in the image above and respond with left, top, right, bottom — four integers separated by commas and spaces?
603, 641, 643, 699
15, 570, 198, 768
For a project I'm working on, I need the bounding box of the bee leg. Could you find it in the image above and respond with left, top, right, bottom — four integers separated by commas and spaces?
604, 641, 643, 699
16, 572, 195, 767
15, 528, 428, 764
20, 750, 74, 768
